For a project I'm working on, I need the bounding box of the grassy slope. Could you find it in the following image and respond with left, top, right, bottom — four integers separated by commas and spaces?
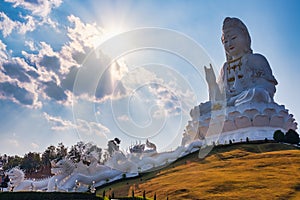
96, 143, 300, 200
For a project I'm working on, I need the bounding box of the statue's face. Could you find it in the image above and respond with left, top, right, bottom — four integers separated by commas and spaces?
223, 28, 247, 59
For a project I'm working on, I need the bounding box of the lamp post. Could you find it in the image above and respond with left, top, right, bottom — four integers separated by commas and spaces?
74, 179, 79, 192
90, 180, 96, 193
54, 178, 58, 192
31, 179, 35, 191
9, 178, 14, 192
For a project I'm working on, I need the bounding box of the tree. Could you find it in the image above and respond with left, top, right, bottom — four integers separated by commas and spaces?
246, 137, 250, 143
284, 129, 300, 144
42, 145, 57, 167
68, 145, 81, 163
0, 174, 9, 190
21, 152, 41, 173
67, 141, 103, 164
2, 155, 22, 170
1, 154, 8, 165
82, 142, 102, 164
56, 143, 68, 160
273, 130, 285, 142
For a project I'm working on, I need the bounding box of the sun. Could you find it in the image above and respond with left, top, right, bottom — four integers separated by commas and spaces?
93, 23, 128, 49
104, 25, 126, 39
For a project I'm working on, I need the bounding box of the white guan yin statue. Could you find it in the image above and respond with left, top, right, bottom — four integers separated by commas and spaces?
182, 17, 297, 146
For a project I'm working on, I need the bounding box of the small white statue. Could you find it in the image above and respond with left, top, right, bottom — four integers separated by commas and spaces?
6, 168, 49, 191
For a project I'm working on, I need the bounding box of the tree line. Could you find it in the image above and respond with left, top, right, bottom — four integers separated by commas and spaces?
1, 141, 112, 173
273, 129, 300, 144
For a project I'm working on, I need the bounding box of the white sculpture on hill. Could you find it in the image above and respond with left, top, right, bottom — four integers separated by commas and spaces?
6, 139, 203, 192
7, 159, 78, 192
182, 17, 297, 145
129, 139, 157, 153
6, 168, 49, 191
7, 158, 125, 192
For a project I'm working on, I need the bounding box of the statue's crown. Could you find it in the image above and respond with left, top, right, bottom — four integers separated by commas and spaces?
222, 17, 247, 32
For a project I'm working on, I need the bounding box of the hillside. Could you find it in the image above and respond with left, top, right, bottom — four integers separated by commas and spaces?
96, 142, 300, 199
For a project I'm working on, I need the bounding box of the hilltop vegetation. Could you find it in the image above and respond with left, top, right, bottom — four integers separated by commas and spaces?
96, 142, 300, 200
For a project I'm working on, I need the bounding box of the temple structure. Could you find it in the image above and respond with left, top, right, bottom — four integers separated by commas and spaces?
182, 17, 297, 146
6, 17, 298, 193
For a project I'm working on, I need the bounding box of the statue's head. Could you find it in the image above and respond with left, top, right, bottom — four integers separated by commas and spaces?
221, 17, 252, 61
7, 168, 25, 184
51, 159, 75, 175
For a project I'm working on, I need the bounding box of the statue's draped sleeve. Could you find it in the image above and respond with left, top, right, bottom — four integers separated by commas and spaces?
248, 54, 278, 85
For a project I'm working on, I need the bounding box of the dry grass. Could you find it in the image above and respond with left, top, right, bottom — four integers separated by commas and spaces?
96, 143, 300, 200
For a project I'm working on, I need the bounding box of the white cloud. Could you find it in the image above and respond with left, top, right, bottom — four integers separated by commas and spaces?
43, 112, 110, 139
31, 142, 39, 149
43, 17, 59, 29
21, 42, 73, 105
148, 83, 182, 116
7, 139, 19, 147
0, 57, 41, 108
76, 119, 110, 138
61, 50, 128, 103
0, 12, 17, 37
5, 0, 62, 17
24, 40, 37, 51
18, 15, 36, 34
0, 39, 9, 60
113, 66, 196, 121
117, 115, 130, 122
23, 41, 78, 76
0, 4, 62, 38
38, 41, 56, 56
43, 112, 75, 131
67, 15, 104, 51
0, 12, 38, 37
90, 122, 110, 138
1, 12, 128, 107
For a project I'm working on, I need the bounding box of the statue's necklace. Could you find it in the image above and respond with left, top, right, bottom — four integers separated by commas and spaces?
227, 56, 242, 74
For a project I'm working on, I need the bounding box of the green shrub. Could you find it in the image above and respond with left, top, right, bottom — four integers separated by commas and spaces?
273, 130, 285, 142
284, 129, 300, 144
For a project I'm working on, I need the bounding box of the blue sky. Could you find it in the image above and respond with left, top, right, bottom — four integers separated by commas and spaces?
0, 0, 300, 156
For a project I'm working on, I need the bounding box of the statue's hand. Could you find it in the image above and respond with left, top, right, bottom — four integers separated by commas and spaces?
204, 64, 217, 85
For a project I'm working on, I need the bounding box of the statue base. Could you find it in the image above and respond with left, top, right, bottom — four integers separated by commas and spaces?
183, 102, 297, 146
